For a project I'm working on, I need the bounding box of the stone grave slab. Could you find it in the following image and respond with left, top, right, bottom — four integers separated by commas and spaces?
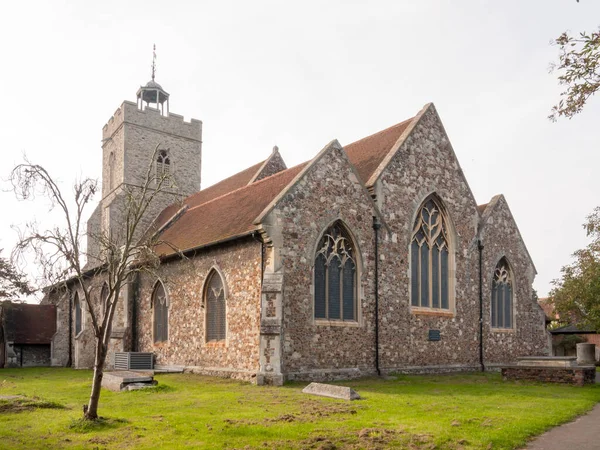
102, 371, 156, 392
302, 382, 360, 400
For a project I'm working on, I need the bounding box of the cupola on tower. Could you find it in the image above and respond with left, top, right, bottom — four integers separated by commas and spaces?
86, 48, 202, 267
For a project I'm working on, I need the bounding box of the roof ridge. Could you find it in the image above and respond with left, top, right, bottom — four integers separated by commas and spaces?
345, 117, 414, 148
183, 158, 267, 203
186, 161, 308, 213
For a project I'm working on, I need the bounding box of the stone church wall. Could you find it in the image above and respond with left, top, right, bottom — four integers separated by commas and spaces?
136, 238, 262, 380
269, 142, 379, 380
480, 196, 548, 366
375, 105, 486, 372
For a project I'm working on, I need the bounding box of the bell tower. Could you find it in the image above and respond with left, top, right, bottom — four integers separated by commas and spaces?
86, 46, 202, 266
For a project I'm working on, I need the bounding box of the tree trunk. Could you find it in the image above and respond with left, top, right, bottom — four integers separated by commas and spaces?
84, 340, 107, 420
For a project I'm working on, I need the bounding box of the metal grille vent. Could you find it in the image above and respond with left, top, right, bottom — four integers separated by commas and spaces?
114, 352, 154, 370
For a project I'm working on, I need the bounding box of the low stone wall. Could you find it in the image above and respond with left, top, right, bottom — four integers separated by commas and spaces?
502, 366, 596, 386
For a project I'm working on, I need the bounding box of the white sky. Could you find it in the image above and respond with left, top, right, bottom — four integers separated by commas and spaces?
0, 0, 598, 299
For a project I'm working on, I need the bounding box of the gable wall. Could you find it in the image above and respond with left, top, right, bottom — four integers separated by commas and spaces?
268, 144, 378, 380
376, 105, 482, 370
479, 197, 548, 364
136, 238, 262, 379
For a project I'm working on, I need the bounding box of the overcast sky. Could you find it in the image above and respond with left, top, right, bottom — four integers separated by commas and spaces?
0, 1, 598, 300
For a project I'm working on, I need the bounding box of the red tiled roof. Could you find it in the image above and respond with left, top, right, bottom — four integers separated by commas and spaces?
149, 160, 267, 236
154, 163, 308, 257
1, 303, 56, 344
344, 117, 414, 185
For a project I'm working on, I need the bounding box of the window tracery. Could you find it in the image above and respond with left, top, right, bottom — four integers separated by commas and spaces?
410, 197, 450, 309
156, 150, 171, 180
314, 222, 357, 321
492, 258, 513, 328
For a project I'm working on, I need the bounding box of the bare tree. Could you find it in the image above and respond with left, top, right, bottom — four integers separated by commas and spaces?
10, 147, 177, 420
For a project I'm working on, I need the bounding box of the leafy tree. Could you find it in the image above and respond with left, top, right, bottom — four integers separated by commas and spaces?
550, 207, 600, 331
0, 249, 32, 299
549, 26, 600, 121
10, 149, 174, 420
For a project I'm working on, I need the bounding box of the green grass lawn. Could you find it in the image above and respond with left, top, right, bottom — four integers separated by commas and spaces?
0, 368, 599, 449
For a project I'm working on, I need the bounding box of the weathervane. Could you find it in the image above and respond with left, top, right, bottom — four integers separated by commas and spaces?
151, 44, 157, 81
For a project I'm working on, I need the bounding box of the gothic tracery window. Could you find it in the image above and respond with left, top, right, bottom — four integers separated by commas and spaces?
205, 270, 226, 342
156, 150, 170, 180
314, 222, 357, 321
492, 258, 513, 328
153, 281, 168, 343
411, 197, 450, 309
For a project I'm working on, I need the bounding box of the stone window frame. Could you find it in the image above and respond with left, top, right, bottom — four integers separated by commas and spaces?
201, 266, 229, 347
155, 149, 171, 182
408, 193, 457, 317
311, 219, 363, 328
74, 291, 84, 338
151, 279, 169, 344
100, 282, 109, 317
108, 152, 116, 191
490, 256, 517, 332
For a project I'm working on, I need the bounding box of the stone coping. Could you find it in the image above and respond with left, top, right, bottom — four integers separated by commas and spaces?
503, 364, 595, 370
517, 356, 576, 361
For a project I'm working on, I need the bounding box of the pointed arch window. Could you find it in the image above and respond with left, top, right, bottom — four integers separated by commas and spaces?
205, 270, 226, 342
108, 152, 116, 191
411, 197, 451, 309
74, 292, 82, 335
156, 150, 171, 180
153, 282, 168, 343
314, 222, 357, 321
100, 283, 109, 316
492, 258, 513, 328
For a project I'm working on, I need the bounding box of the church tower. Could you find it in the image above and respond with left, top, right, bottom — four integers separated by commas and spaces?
86, 50, 202, 266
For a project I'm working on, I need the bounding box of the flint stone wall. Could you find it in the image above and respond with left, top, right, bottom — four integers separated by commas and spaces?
136, 238, 262, 381
479, 196, 548, 364
502, 366, 595, 386
269, 142, 378, 379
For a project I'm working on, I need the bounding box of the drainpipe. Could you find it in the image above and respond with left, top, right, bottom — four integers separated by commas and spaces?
131, 272, 140, 352
373, 216, 381, 377
67, 289, 73, 368
478, 239, 485, 372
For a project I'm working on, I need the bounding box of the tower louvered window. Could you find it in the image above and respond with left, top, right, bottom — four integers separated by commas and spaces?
74, 292, 82, 335
411, 197, 451, 309
205, 271, 226, 342
153, 282, 168, 343
156, 150, 170, 180
314, 222, 357, 321
492, 258, 513, 328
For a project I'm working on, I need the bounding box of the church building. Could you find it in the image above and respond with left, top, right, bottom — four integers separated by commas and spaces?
43, 73, 549, 385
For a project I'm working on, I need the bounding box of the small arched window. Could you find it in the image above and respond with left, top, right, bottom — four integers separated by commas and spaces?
74, 292, 82, 335
314, 222, 357, 321
205, 270, 226, 342
492, 258, 513, 328
108, 152, 116, 190
153, 282, 168, 343
100, 283, 109, 316
156, 150, 171, 180
410, 196, 451, 309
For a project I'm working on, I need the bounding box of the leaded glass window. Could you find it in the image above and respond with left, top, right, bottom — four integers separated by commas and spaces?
153, 282, 168, 343
156, 150, 170, 180
74, 292, 82, 335
491, 258, 513, 328
205, 271, 226, 342
410, 197, 450, 309
314, 222, 357, 321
